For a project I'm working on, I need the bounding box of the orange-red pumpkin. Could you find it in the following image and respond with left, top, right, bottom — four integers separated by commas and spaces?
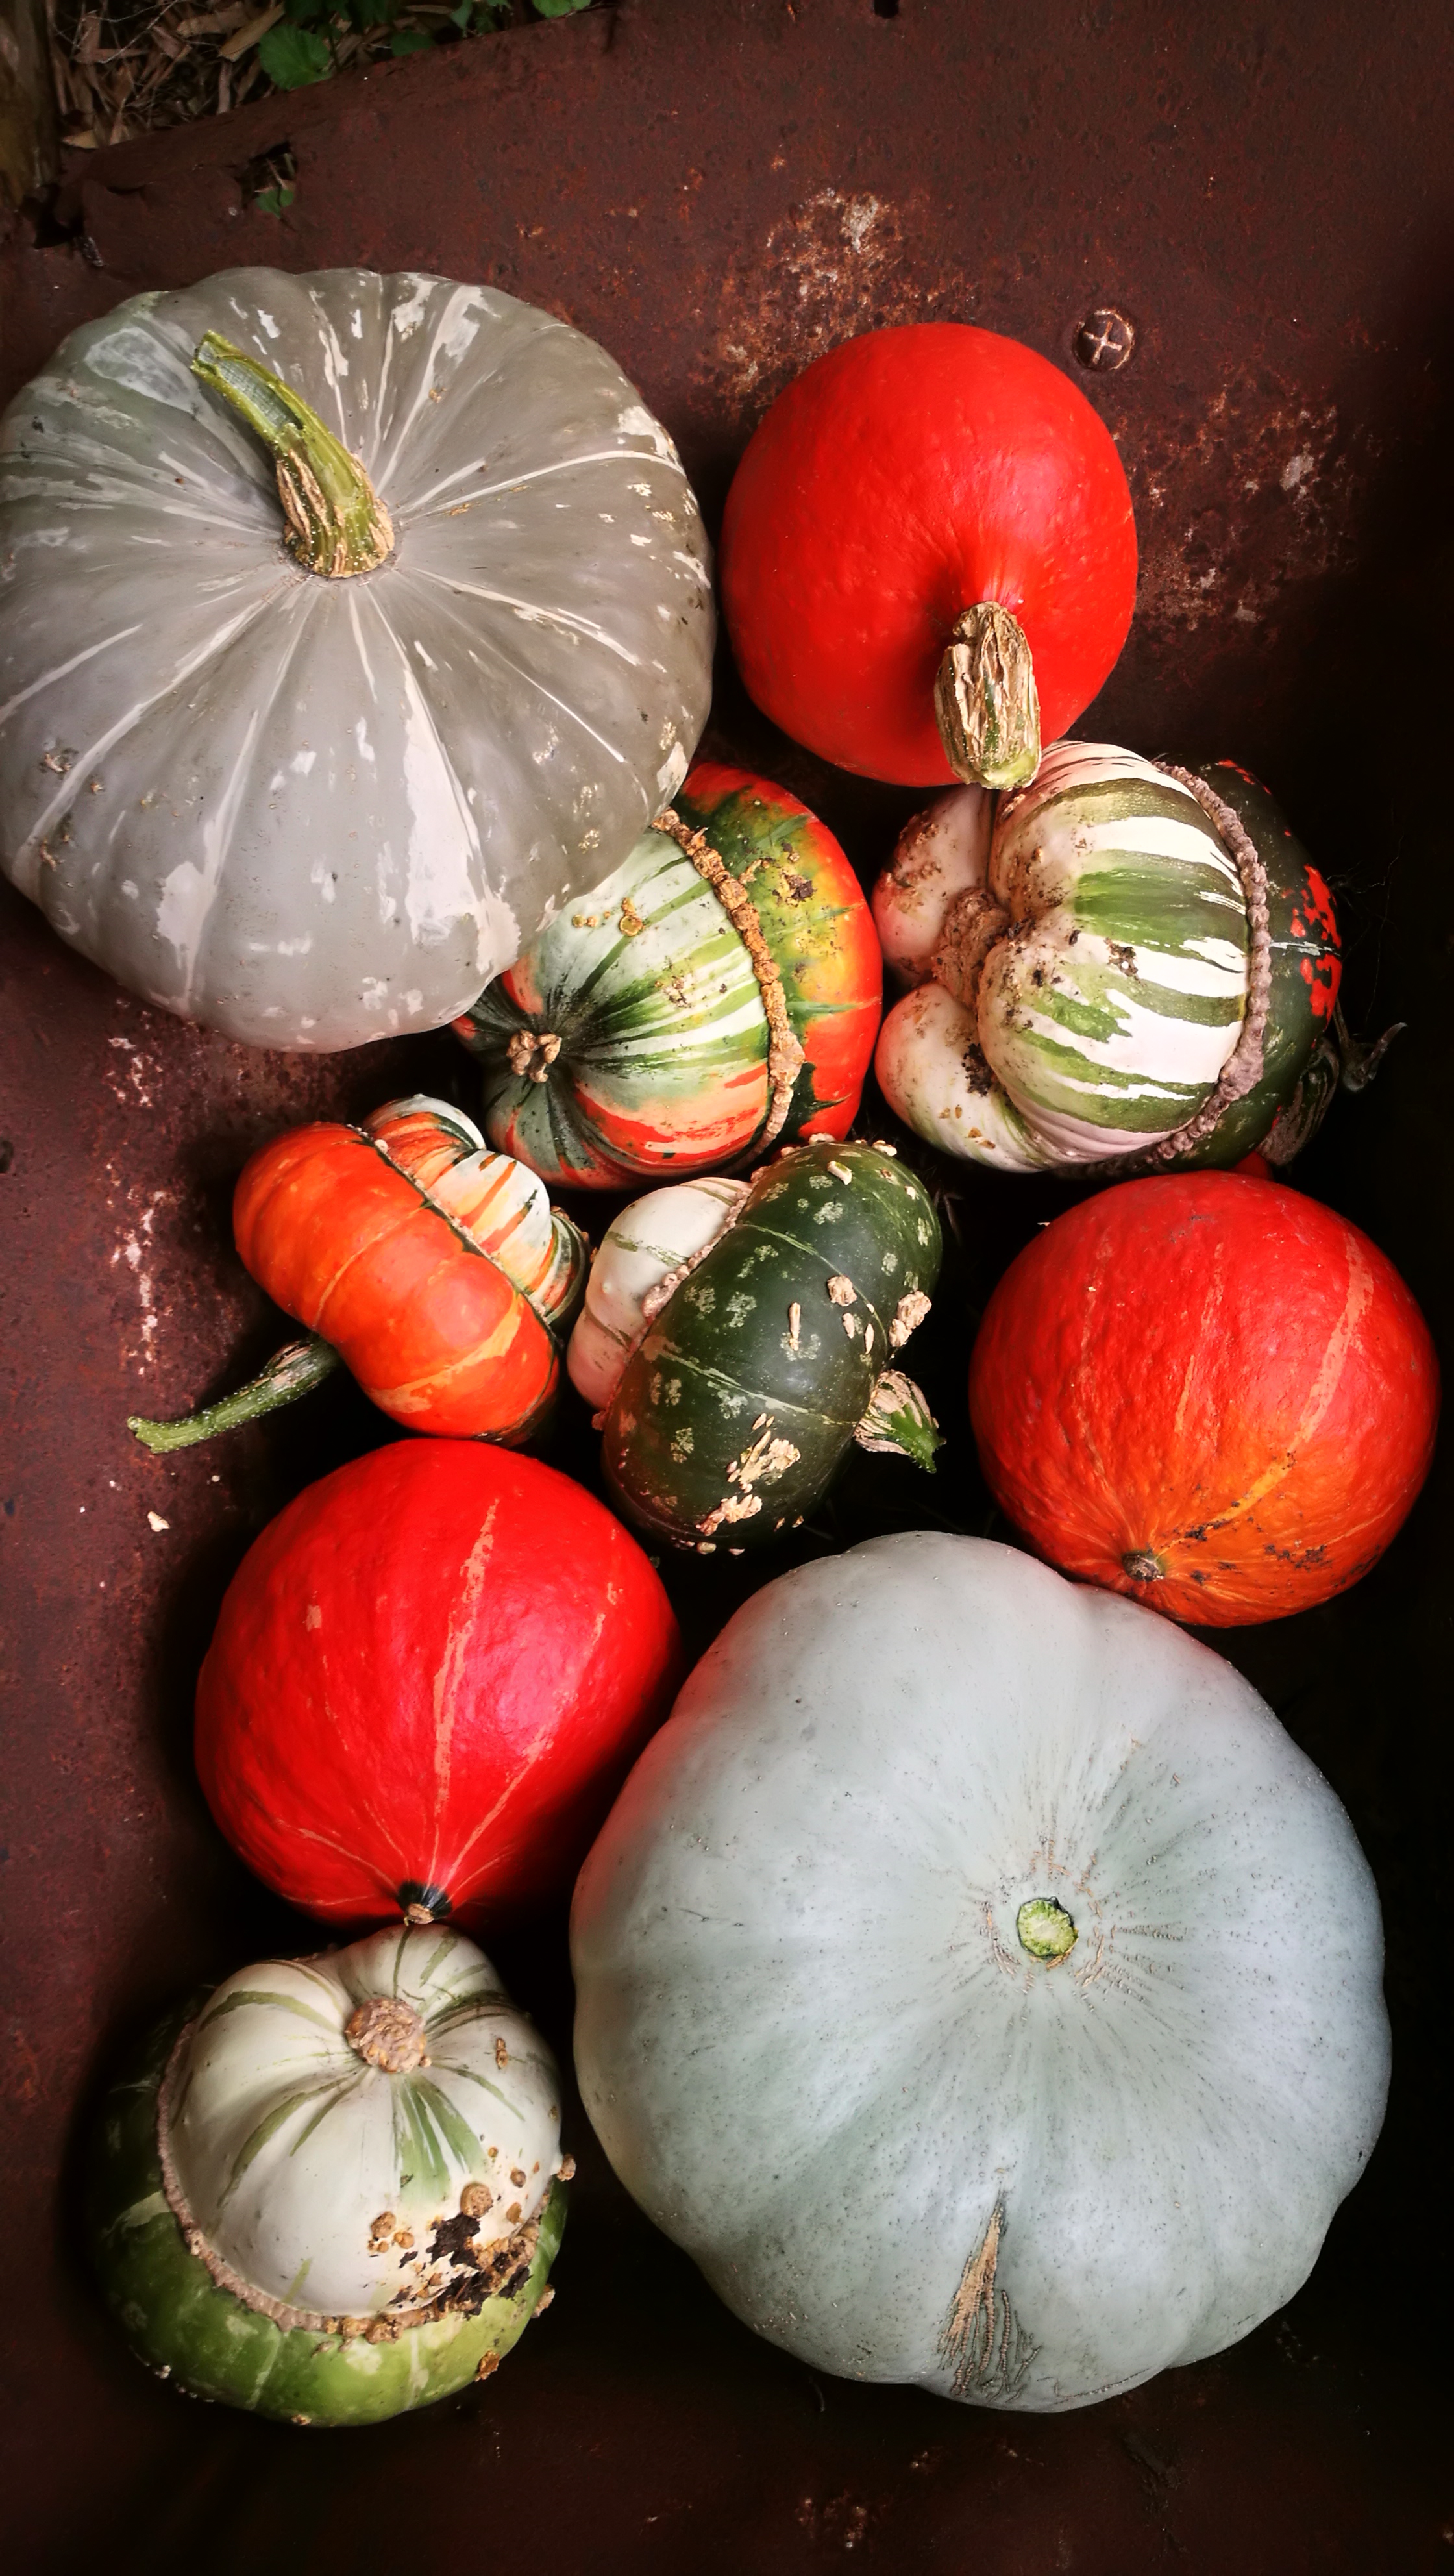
968, 1174, 1438, 1625
195, 1441, 680, 1926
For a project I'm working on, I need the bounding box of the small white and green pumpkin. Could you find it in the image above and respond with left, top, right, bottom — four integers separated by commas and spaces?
573, 1535, 1389, 2412
576, 1139, 943, 1554
88, 1925, 569, 2425
0, 267, 713, 1050
874, 742, 1344, 1172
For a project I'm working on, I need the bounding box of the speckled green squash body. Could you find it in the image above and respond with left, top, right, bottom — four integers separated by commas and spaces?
454, 765, 881, 1189
601, 1139, 941, 1552
88, 1929, 568, 2427
0, 267, 713, 1050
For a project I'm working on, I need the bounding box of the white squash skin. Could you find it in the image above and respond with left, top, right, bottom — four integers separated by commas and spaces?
572, 1537, 1389, 2412
871, 786, 993, 989
169, 1925, 563, 2322
567, 1173, 748, 1411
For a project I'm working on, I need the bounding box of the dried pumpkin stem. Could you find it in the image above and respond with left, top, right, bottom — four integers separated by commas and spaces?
191, 332, 394, 578
652, 808, 806, 1152
128, 1333, 340, 1453
933, 602, 1041, 792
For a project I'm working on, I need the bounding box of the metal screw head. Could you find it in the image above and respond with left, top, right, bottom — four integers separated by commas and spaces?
1075, 308, 1136, 372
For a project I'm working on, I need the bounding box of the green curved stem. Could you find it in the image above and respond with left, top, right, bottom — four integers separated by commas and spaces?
129, 1335, 341, 1454
853, 1370, 943, 1473
192, 332, 393, 578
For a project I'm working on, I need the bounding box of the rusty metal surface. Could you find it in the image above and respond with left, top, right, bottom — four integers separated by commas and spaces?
2, 3, 1453, 2567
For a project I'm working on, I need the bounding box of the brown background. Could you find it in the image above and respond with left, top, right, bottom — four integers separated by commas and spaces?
2, 3, 1451, 2567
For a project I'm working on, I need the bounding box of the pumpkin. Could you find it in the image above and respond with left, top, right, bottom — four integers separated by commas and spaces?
571, 1534, 1390, 2413
453, 763, 882, 1189
0, 266, 713, 1050
594, 1139, 943, 1554
89, 1924, 569, 2425
567, 1172, 750, 1413
129, 1095, 589, 1452
968, 1172, 1439, 1624
195, 1441, 680, 1924
874, 745, 1345, 1173
719, 324, 1137, 791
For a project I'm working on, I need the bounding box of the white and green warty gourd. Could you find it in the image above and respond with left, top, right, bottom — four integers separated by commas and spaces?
88, 1924, 570, 2425
573, 1535, 1388, 2413
0, 267, 713, 1049
874, 741, 1342, 1171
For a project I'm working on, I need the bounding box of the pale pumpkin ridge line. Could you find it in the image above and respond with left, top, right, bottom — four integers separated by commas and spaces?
11, 588, 295, 895
370, 282, 504, 491
444, 1716, 560, 1881
1170, 1248, 1224, 1461
428, 1502, 500, 1882
0, 620, 142, 730
412, 445, 682, 515
410, 564, 643, 673
179, 593, 322, 1007
1187, 1233, 1375, 1537
302, 282, 356, 447
360, 584, 489, 874
286, 1816, 408, 1886
451, 610, 634, 778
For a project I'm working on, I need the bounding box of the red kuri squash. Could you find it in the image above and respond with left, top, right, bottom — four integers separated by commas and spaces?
719, 324, 1137, 791
195, 1441, 680, 1925
968, 1174, 1438, 1625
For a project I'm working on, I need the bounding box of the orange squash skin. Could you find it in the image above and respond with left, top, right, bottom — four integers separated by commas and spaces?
968, 1174, 1439, 1625
233, 1125, 558, 1440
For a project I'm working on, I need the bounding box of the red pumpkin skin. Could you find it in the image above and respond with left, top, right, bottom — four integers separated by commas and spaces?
234, 1124, 556, 1440
720, 324, 1137, 787
195, 1442, 681, 1926
968, 1175, 1438, 1626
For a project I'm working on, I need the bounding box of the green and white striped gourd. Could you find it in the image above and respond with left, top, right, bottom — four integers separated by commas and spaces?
88, 1924, 569, 2425
874, 742, 1342, 1172
587, 1139, 943, 1554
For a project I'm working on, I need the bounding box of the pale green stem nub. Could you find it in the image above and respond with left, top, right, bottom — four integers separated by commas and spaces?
128, 1334, 341, 1453
853, 1369, 944, 1472
191, 332, 394, 578
1017, 1898, 1078, 1963
934, 601, 1041, 792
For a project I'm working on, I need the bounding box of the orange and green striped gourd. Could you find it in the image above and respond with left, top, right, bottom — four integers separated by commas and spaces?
453, 763, 883, 1190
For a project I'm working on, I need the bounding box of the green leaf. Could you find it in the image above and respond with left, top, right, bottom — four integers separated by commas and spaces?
254, 184, 297, 217
259, 21, 334, 84
533, 0, 595, 16
390, 25, 433, 50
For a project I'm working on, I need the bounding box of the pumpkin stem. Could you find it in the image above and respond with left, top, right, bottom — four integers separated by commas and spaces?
853, 1369, 943, 1471
345, 1996, 430, 2075
934, 603, 1041, 792
128, 1333, 341, 1452
1016, 1898, 1078, 1963
191, 332, 395, 578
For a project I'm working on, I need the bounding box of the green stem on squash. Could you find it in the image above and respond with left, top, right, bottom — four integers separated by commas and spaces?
128, 1334, 341, 1453
852, 1369, 943, 1472
191, 332, 394, 578
933, 601, 1041, 792
1016, 1898, 1078, 1963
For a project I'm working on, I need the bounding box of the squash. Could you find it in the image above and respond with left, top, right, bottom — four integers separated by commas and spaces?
572, 1534, 1390, 2413
874, 745, 1346, 1172
453, 763, 882, 1189
0, 266, 713, 1050
719, 325, 1137, 789
195, 1440, 680, 1924
567, 1173, 750, 1413
89, 1924, 569, 2425
594, 1138, 943, 1554
968, 1172, 1440, 1624
129, 1095, 588, 1452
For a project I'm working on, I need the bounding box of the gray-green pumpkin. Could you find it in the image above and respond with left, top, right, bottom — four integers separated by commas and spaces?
0, 267, 713, 1050
873, 741, 1344, 1172
88, 1924, 569, 2427
590, 1140, 943, 1553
